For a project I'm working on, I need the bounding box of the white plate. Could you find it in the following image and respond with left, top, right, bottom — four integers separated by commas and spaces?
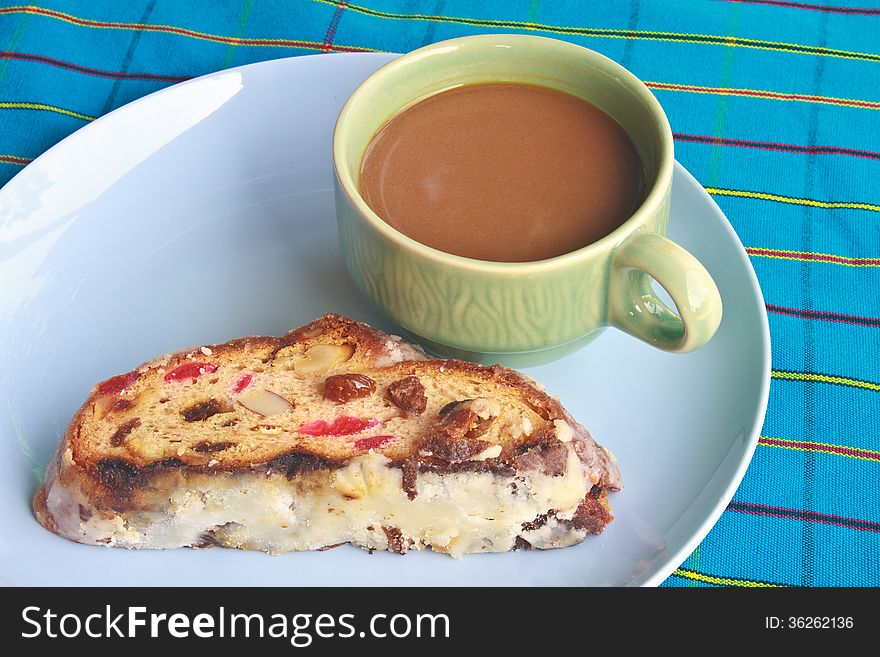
0, 53, 770, 586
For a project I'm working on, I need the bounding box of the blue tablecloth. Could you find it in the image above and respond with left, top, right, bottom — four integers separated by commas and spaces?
1, 0, 877, 586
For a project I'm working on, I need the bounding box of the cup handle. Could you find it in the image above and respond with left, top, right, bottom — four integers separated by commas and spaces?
608, 232, 722, 353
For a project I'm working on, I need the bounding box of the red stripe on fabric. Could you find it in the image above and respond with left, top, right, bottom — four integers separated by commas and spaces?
229, 39, 365, 51
646, 81, 880, 109
0, 6, 372, 52
727, 501, 880, 532
724, 0, 880, 16
745, 248, 880, 266
0, 154, 30, 165
0, 50, 188, 81
673, 132, 880, 161
758, 437, 880, 460
765, 304, 880, 328
729, 507, 880, 532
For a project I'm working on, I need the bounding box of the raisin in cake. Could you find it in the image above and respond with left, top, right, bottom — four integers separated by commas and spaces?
34, 314, 622, 557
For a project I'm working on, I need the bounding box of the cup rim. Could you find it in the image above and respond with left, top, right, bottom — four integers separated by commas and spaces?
333, 34, 675, 272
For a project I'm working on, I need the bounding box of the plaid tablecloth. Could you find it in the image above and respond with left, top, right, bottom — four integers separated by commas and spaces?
1, 0, 877, 587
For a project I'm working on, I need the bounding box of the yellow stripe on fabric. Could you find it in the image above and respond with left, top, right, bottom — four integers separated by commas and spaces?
759, 436, 880, 463
311, 0, 880, 62
0, 101, 94, 121
673, 568, 784, 587
771, 371, 880, 392
646, 81, 880, 110
0, 5, 380, 53
744, 248, 880, 268
707, 187, 880, 213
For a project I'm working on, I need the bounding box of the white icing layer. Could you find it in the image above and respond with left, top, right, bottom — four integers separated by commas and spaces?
44, 446, 592, 557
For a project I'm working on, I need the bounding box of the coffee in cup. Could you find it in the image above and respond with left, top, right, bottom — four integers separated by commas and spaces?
359, 82, 645, 263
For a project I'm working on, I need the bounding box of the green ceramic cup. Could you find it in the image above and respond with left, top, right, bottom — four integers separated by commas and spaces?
333, 35, 722, 367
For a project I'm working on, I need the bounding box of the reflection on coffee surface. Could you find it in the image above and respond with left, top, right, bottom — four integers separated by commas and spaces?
359, 83, 645, 262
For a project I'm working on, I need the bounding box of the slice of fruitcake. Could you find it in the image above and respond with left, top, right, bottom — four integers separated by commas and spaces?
33, 314, 621, 557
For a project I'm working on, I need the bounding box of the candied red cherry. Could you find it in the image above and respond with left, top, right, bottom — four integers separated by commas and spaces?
163, 361, 218, 383
300, 416, 380, 436
97, 371, 139, 396
232, 373, 253, 394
